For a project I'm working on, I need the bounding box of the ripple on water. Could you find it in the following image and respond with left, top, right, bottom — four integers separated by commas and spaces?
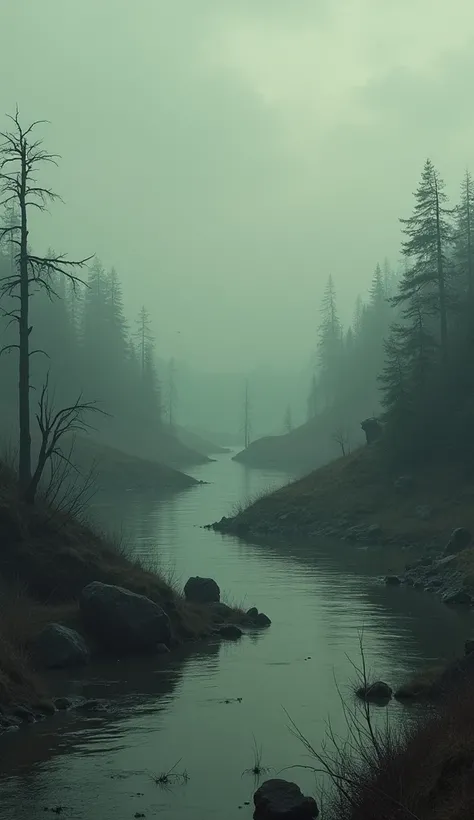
1, 453, 473, 820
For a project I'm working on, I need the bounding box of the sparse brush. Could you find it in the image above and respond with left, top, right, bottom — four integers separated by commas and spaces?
148, 759, 190, 788
242, 736, 272, 780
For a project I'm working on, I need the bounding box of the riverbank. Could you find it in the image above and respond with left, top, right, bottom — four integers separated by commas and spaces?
215, 446, 473, 548
0, 460, 264, 728
212, 445, 474, 611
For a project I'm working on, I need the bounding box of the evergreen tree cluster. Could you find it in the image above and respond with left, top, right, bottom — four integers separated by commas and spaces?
307, 260, 398, 430
0, 250, 162, 438
308, 160, 474, 468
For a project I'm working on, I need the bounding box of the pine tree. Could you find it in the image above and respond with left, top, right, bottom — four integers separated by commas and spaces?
454, 169, 474, 303
318, 275, 343, 406
134, 306, 162, 426
396, 159, 454, 359
307, 373, 318, 420
283, 404, 293, 434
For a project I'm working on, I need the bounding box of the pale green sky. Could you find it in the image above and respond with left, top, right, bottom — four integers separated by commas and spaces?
1, 0, 474, 371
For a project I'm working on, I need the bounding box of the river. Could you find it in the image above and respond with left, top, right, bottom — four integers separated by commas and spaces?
1, 451, 473, 819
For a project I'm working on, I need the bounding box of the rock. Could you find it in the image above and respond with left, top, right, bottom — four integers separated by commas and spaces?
33, 699, 56, 716
444, 527, 472, 555
12, 705, 36, 723
394, 475, 414, 495
183, 576, 220, 604
32, 623, 90, 669
384, 575, 401, 586
442, 588, 472, 606
361, 417, 383, 446
77, 699, 103, 712
80, 581, 171, 654
247, 607, 259, 619
253, 778, 319, 819
357, 681, 393, 703
54, 697, 72, 711
219, 624, 243, 639
255, 612, 272, 627
415, 505, 432, 520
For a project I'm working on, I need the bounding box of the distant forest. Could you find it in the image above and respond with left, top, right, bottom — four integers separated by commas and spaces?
0, 250, 162, 441
311, 160, 474, 468
1, 123, 473, 474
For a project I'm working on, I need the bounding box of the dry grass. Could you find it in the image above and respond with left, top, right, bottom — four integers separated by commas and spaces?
320, 678, 474, 820
233, 445, 474, 546
0, 459, 220, 708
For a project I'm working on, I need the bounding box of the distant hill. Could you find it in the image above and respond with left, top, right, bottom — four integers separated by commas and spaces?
95, 420, 211, 469
61, 435, 199, 493
175, 425, 231, 456
233, 412, 365, 473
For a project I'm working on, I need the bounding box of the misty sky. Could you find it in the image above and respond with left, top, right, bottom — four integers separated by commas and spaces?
1, 1, 474, 372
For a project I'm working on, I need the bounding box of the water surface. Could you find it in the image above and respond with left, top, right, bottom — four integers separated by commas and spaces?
0, 452, 472, 819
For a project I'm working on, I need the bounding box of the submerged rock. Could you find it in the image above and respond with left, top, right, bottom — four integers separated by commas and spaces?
253, 778, 319, 819
80, 581, 171, 654
384, 575, 402, 586
184, 576, 220, 604
32, 623, 90, 669
357, 680, 393, 703
54, 697, 72, 711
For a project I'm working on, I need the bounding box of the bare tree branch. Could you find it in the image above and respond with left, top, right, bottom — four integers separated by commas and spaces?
25, 373, 108, 504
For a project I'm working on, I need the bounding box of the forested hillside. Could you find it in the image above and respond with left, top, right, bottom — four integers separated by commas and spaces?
238, 161, 474, 473
0, 252, 207, 468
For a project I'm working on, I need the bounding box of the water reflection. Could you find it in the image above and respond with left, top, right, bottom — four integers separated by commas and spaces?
1, 453, 473, 820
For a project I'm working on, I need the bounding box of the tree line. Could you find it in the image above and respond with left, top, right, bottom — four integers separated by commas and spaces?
309, 160, 474, 468
0, 112, 163, 502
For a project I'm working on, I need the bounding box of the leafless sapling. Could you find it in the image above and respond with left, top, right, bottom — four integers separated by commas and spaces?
0, 109, 92, 496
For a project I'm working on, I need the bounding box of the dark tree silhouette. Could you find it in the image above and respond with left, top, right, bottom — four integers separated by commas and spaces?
0, 111, 91, 497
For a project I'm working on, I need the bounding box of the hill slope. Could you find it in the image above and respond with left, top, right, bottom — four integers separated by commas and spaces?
69, 436, 198, 493
234, 413, 365, 473
175, 425, 230, 456
217, 444, 474, 550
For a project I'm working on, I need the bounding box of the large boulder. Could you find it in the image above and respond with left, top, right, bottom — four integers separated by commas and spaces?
80, 581, 171, 654
184, 576, 220, 604
357, 680, 392, 703
444, 527, 472, 556
254, 779, 319, 819
32, 623, 90, 669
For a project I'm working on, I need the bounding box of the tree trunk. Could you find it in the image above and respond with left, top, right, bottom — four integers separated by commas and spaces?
18, 142, 31, 494
435, 182, 448, 360
466, 175, 473, 302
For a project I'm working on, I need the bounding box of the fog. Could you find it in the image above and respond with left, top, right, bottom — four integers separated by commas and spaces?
2, 1, 473, 374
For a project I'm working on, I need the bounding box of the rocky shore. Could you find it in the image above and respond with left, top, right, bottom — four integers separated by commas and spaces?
0, 574, 271, 735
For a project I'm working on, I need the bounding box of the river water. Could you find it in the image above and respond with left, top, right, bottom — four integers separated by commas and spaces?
1, 452, 474, 819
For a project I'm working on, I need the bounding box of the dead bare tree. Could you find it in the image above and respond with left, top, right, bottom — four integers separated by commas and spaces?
0, 109, 92, 496
25, 375, 105, 505
332, 424, 351, 457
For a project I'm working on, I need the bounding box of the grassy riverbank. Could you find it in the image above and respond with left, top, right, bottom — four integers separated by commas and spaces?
0, 460, 239, 713
216, 445, 474, 550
